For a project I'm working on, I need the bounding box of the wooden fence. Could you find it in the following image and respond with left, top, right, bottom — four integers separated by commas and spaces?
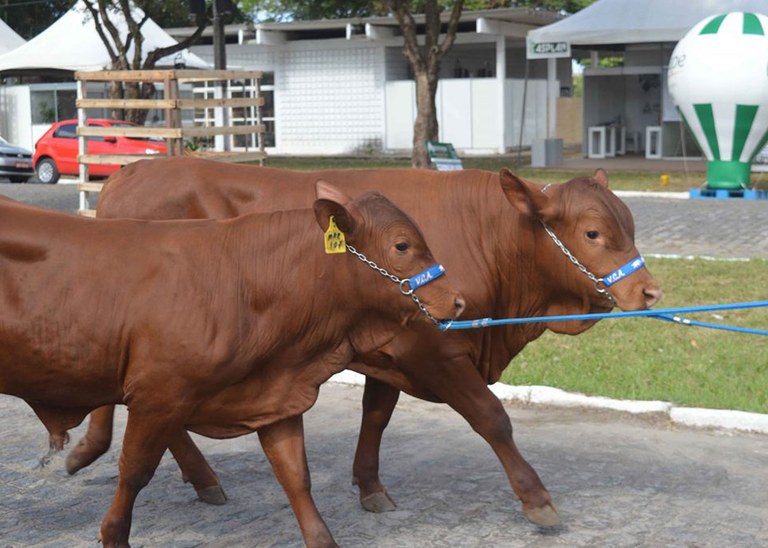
75, 69, 266, 216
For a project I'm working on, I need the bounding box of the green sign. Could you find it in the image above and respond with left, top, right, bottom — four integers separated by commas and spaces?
427, 141, 463, 171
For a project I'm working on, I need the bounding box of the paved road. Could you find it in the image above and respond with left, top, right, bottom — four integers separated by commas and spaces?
1, 384, 766, 547
0, 182, 766, 547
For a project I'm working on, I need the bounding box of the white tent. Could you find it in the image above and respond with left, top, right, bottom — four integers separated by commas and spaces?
529, 0, 768, 46
0, 17, 24, 55
0, 0, 208, 74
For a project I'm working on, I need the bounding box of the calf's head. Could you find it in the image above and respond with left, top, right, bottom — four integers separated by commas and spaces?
313, 181, 465, 327
500, 168, 662, 315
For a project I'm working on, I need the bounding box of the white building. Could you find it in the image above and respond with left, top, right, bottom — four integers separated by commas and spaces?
1, 6, 568, 157
169, 7, 569, 156
528, 0, 768, 160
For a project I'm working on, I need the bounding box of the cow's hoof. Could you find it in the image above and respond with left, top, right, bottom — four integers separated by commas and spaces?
360, 490, 396, 513
197, 485, 228, 505
523, 502, 560, 527
65, 445, 101, 475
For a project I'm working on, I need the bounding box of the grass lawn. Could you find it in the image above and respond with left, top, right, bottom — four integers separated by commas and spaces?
260, 155, 768, 413
499, 257, 768, 414
261, 154, 768, 193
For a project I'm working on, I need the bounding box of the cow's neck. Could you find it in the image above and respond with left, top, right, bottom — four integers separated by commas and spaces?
473, 185, 602, 383
229, 210, 406, 366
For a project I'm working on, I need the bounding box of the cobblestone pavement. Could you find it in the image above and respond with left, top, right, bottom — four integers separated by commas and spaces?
621, 195, 768, 259
1, 384, 767, 547
0, 183, 766, 547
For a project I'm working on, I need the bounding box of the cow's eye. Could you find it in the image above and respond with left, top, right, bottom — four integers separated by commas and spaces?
395, 242, 409, 252
586, 230, 600, 240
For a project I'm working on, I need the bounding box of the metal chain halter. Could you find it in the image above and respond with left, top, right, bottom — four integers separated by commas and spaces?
539, 222, 615, 303
345, 244, 443, 326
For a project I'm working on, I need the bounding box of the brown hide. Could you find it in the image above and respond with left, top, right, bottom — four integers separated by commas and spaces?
100, 158, 660, 389
93, 158, 661, 531
0, 190, 460, 437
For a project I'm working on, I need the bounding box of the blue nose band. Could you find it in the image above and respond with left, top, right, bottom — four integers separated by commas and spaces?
602, 256, 645, 288
402, 264, 446, 294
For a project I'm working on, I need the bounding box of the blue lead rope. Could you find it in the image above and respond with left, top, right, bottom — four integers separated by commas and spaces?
438, 300, 768, 336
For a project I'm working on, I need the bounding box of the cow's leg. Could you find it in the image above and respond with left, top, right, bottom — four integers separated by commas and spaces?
65, 405, 115, 474
167, 430, 227, 505
430, 367, 560, 527
258, 415, 337, 548
99, 412, 174, 547
352, 376, 399, 512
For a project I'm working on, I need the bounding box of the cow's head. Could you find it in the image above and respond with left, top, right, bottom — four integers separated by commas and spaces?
313, 181, 465, 328
500, 169, 662, 326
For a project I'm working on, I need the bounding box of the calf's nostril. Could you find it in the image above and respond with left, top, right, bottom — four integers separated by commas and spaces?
644, 287, 663, 307
454, 296, 466, 318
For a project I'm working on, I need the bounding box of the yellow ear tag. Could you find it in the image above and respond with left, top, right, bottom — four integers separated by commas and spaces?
324, 215, 347, 254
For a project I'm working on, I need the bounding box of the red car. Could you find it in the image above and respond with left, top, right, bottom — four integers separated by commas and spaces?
33, 119, 167, 184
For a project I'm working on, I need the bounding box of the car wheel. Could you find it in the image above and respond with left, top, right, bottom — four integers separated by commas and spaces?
36, 158, 60, 184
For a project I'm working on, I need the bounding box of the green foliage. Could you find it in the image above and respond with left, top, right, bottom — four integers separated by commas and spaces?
512, 0, 594, 13
0, 1, 250, 40
578, 56, 625, 69
242, 0, 388, 21
241, 0, 597, 22
0, 0, 71, 39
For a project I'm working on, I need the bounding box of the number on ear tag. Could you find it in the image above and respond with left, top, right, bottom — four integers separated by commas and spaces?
324, 216, 347, 254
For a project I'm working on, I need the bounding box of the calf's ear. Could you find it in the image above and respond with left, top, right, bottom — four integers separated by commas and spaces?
314, 180, 357, 233
593, 168, 609, 187
498, 168, 555, 220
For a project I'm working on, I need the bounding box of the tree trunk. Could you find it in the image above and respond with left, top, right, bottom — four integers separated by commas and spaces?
388, 0, 464, 168
412, 70, 440, 168
108, 80, 125, 121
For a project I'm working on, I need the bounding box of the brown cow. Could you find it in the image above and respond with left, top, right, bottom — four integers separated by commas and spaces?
0, 182, 463, 547
71, 158, 663, 528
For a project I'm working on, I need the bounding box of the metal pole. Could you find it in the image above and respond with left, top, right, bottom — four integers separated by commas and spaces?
212, 0, 229, 151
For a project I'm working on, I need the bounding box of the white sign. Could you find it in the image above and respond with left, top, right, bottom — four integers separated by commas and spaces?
527, 37, 571, 59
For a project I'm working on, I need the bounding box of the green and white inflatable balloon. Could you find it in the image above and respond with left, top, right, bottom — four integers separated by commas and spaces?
668, 12, 768, 190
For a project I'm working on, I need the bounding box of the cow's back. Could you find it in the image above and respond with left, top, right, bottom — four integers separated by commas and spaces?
98, 158, 502, 320
98, 158, 499, 221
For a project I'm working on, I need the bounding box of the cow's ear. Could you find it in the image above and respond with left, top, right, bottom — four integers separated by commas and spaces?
593, 168, 609, 188
498, 168, 552, 219
314, 180, 357, 233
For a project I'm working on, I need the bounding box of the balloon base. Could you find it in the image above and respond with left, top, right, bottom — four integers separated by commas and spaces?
689, 188, 768, 200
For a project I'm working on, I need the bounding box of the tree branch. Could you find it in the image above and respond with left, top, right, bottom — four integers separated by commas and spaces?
438, 0, 464, 58
388, 0, 424, 73
82, 0, 120, 67
143, 14, 207, 69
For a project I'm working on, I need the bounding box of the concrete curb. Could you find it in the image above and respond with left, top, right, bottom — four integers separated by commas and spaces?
329, 371, 768, 435
614, 190, 690, 199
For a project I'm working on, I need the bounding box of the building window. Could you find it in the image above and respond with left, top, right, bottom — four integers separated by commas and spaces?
260, 72, 275, 148
31, 88, 76, 124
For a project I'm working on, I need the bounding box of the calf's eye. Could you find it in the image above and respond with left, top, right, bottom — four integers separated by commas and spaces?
395, 242, 410, 252
586, 230, 600, 240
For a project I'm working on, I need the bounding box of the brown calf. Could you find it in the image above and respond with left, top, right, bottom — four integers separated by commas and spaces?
0, 182, 463, 546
